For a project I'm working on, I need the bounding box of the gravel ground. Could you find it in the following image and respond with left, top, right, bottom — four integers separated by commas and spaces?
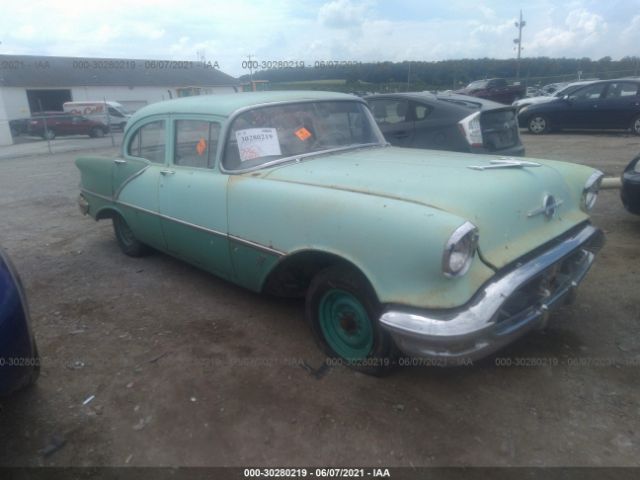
0, 131, 639, 467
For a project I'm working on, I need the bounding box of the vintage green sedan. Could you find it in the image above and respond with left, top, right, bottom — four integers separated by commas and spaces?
76, 91, 605, 373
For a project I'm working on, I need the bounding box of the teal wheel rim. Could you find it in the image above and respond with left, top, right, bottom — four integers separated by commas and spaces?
318, 289, 373, 361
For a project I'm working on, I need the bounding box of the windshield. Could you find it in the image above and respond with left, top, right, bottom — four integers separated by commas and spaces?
553, 83, 589, 97
467, 80, 488, 89
223, 101, 383, 171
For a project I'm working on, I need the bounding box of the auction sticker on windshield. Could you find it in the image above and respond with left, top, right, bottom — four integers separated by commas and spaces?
236, 128, 281, 161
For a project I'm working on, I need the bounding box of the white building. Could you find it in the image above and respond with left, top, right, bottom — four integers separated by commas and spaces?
0, 54, 239, 146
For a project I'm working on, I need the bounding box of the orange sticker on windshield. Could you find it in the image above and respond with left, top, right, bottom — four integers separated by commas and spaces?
294, 127, 312, 141
196, 138, 207, 155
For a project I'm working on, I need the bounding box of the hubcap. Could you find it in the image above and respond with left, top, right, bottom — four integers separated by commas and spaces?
634, 118, 640, 134
318, 289, 373, 361
530, 117, 546, 133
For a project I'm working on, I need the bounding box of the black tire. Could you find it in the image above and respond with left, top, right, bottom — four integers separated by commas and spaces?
631, 115, 640, 136
306, 264, 394, 376
90, 127, 105, 138
527, 114, 550, 134
42, 129, 56, 140
113, 214, 149, 257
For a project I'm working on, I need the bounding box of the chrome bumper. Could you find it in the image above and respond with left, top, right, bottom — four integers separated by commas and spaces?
77, 194, 89, 215
380, 224, 604, 361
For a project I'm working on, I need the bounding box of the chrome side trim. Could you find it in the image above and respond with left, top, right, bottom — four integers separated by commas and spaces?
116, 201, 227, 239
115, 200, 284, 256
113, 164, 151, 200
228, 235, 285, 256
81, 188, 113, 203
81, 188, 284, 256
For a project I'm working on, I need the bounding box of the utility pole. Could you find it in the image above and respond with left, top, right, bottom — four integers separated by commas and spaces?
245, 54, 255, 91
513, 10, 526, 80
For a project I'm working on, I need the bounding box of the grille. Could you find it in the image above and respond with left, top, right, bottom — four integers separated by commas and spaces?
493, 249, 588, 324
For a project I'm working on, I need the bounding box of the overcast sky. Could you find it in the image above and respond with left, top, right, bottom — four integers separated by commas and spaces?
1, 0, 639, 76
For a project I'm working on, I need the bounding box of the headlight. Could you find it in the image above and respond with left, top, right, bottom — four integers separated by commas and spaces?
582, 170, 604, 212
518, 105, 529, 115
442, 221, 479, 277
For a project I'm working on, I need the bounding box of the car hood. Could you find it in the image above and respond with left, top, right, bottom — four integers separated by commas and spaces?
514, 95, 556, 107
264, 147, 592, 269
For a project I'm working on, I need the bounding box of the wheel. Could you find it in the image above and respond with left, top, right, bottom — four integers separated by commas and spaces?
90, 127, 105, 138
631, 115, 640, 136
527, 115, 550, 134
113, 214, 149, 257
43, 129, 56, 140
306, 265, 394, 375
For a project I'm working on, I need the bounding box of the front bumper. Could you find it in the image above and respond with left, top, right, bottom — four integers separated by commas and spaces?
380, 224, 604, 361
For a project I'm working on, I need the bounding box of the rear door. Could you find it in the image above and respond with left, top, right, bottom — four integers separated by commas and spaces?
114, 117, 167, 250
598, 82, 640, 129
368, 97, 415, 147
157, 116, 232, 279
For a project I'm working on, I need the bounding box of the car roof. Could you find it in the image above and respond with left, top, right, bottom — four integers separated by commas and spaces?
364, 91, 506, 110
129, 91, 362, 123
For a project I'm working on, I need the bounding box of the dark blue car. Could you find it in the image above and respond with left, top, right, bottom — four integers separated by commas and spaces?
518, 79, 640, 135
0, 247, 39, 395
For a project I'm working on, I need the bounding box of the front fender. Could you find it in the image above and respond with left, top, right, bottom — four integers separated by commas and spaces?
228, 177, 495, 309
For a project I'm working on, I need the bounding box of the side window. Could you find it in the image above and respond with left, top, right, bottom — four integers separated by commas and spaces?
413, 102, 432, 121
569, 84, 606, 101
174, 120, 220, 169
604, 82, 639, 98
127, 120, 166, 163
369, 99, 410, 124
108, 107, 124, 118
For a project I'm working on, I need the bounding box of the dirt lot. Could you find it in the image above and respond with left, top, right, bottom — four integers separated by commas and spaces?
0, 132, 639, 467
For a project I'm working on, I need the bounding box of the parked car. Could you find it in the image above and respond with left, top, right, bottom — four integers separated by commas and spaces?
365, 92, 524, 156
0, 247, 39, 395
76, 91, 605, 373
518, 79, 640, 135
28, 112, 110, 140
621, 153, 640, 214
513, 81, 596, 113
455, 78, 526, 104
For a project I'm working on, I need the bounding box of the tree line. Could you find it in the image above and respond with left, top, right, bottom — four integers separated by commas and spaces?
240, 56, 640, 91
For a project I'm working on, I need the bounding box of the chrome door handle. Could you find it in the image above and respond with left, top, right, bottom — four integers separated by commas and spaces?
114, 159, 127, 164
160, 169, 175, 175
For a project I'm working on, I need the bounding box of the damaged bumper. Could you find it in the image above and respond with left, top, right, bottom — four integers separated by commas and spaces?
380, 223, 604, 361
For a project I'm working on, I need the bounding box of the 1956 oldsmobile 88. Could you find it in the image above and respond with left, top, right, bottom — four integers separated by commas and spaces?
76, 91, 605, 374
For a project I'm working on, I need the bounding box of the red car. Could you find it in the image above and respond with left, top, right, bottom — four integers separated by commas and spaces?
28, 112, 110, 140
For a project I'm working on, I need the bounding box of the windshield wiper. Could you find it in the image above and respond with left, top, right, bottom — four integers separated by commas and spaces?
468, 159, 542, 171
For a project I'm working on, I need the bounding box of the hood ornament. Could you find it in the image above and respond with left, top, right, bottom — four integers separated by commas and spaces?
468, 158, 542, 171
528, 194, 563, 219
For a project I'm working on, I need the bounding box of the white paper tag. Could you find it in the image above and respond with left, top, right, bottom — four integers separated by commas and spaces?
235, 128, 281, 161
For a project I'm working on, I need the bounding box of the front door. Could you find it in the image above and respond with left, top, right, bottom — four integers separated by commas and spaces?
562, 83, 607, 129
157, 117, 232, 279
